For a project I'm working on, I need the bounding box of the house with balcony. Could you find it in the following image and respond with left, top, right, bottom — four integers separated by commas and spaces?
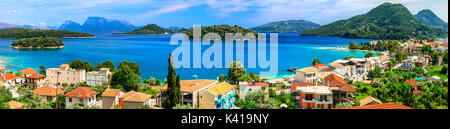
294, 86, 333, 109
86, 68, 111, 86
323, 73, 356, 104
199, 82, 236, 109
294, 67, 320, 83
0, 73, 20, 88
25, 73, 46, 88
159, 80, 218, 108
64, 87, 97, 108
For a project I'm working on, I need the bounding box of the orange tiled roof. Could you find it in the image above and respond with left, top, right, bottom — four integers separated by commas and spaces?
324, 73, 347, 87
0, 73, 19, 81
247, 82, 268, 87
162, 80, 217, 93
8, 101, 24, 109
313, 64, 328, 68
405, 79, 420, 87
26, 73, 45, 79
102, 89, 123, 97
335, 102, 413, 109
291, 82, 323, 91
64, 87, 97, 98
120, 91, 151, 102
413, 90, 424, 95
339, 84, 356, 92
328, 62, 343, 67
33, 86, 64, 96
320, 68, 334, 72
18, 68, 37, 75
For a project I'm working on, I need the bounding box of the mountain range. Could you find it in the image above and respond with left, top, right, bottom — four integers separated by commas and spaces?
250, 20, 320, 33
414, 9, 448, 32
301, 3, 447, 40
59, 16, 137, 34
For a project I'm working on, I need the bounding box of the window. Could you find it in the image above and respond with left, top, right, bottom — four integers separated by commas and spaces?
79, 99, 83, 102
69, 98, 72, 102
305, 94, 313, 100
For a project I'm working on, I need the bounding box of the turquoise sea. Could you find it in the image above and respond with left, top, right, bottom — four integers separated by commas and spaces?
0, 33, 376, 80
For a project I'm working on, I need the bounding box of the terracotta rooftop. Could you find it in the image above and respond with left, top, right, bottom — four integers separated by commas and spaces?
26, 73, 45, 79
339, 84, 356, 92
120, 91, 152, 102
320, 68, 334, 72
102, 89, 123, 97
413, 90, 424, 95
324, 73, 347, 87
296, 67, 320, 73
33, 86, 64, 96
328, 62, 343, 67
64, 87, 97, 98
0, 73, 19, 81
18, 68, 37, 75
405, 79, 420, 87
335, 102, 412, 109
8, 101, 24, 109
359, 96, 382, 106
162, 80, 217, 93
313, 64, 328, 68
247, 82, 268, 87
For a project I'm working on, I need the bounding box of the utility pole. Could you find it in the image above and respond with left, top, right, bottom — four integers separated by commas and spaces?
55, 71, 61, 109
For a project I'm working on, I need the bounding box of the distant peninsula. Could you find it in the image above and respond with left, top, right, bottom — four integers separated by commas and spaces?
250, 20, 320, 33
116, 24, 168, 35
301, 3, 448, 40
0, 28, 94, 39
11, 37, 64, 49
183, 24, 258, 40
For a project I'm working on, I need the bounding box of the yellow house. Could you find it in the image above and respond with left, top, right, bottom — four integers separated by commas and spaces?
199, 82, 236, 109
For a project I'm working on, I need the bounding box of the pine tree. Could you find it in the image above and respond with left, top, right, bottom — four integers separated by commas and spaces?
165, 53, 181, 109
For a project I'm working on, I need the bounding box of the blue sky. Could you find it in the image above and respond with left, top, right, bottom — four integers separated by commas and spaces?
0, 0, 448, 28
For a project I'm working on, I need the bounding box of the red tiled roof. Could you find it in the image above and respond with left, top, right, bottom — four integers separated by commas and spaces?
291, 82, 323, 91
339, 84, 356, 92
64, 87, 97, 98
18, 68, 37, 75
335, 103, 413, 109
313, 64, 328, 68
33, 86, 64, 96
248, 82, 268, 87
405, 79, 420, 87
26, 73, 45, 79
413, 90, 424, 95
324, 73, 347, 87
0, 73, 19, 81
320, 68, 334, 72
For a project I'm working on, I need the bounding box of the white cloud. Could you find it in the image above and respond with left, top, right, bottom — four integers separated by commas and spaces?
142, 4, 194, 18
6, 9, 17, 14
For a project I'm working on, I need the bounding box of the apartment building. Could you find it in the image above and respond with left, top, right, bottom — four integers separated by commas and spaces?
199, 82, 236, 109
294, 67, 320, 83
159, 80, 218, 108
294, 86, 333, 109
86, 68, 111, 86
46, 64, 86, 86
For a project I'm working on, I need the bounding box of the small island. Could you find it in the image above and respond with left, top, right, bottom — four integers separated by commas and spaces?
118, 24, 168, 35
11, 37, 64, 49
0, 28, 94, 39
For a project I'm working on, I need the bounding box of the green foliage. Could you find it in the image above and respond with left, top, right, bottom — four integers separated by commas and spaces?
250, 20, 320, 33
335, 102, 353, 108
301, 3, 448, 39
17, 87, 51, 109
414, 9, 448, 32
234, 99, 259, 109
11, 37, 64, 48
123, 24, 168, 35
244, 90, 265, 104
262, 98, 281, 109
119, 61, 141, 75
412, 67, 425, 74
312, 58, 321, 66
0, 86, 13, 109
173, 103, 194, 109
0, 28, 94, 39
39, 65, 46, 75
219, 74, 226, 82
165, 53, 182, 109
95, 60, 115, 71
227, 61, 247, 84
110, 65, 140, 92
183, 24, 258, 40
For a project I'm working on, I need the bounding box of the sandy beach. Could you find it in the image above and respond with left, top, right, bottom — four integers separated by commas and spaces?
314, 46, 381, 53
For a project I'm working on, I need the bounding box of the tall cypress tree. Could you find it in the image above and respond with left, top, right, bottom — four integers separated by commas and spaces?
165, 53, 181, 109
